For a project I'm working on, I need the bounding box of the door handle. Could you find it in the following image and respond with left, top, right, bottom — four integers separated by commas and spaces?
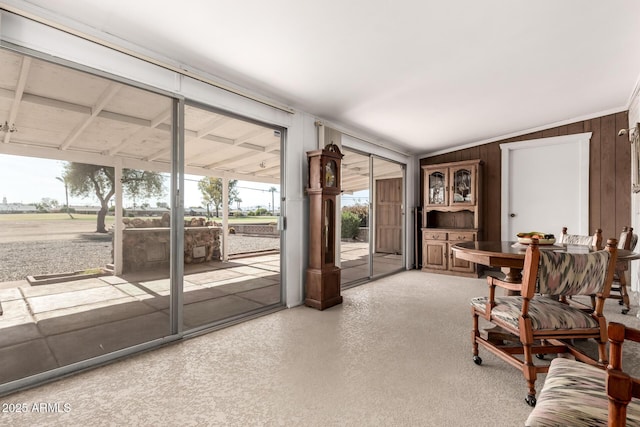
510, 213, 516, 218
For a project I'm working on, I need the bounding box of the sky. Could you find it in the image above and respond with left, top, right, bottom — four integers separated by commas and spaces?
0, 154, 280, 211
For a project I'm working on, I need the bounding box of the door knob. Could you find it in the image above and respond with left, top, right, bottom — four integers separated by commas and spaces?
510, 213, 516, 218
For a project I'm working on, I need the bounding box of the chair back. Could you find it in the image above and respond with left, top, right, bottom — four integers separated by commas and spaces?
536, 249, 612, 296
618, 226, 638, 251
558, 227, 603, 248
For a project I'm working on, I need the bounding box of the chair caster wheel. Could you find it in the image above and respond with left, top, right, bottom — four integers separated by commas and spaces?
535, 354, 544, 360
622, 308, 629, 315
525, 395, 537, 407
473, 355, 482, 365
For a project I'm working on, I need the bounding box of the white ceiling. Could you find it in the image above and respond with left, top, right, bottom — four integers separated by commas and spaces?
10, 0, 640, 155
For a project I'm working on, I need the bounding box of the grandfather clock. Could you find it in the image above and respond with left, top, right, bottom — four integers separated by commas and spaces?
305, 143, 343, 310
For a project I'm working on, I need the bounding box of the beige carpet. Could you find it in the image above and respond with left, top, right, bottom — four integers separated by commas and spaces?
2, 270, 639, 426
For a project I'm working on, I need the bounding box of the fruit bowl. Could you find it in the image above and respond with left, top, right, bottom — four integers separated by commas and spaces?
516, 232, 556, 245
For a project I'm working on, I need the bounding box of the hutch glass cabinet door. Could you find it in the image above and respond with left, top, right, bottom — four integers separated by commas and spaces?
450, 165, 475, 206
425, 168, 448, 206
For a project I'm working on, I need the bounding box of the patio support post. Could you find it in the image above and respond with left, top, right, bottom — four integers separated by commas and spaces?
222, 175, 229, 262
114, 160, 123, 275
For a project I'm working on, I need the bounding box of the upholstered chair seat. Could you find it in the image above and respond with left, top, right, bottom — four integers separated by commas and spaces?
525, 358, 640, 427
471, 296, 599, 330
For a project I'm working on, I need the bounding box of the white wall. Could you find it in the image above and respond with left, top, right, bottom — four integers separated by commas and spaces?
0, 8, 416, 307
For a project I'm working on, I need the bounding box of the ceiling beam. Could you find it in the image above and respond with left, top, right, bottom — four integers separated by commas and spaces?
59, 82, 121, 150
204, 150, 264, 169
153, 119, 235, 163
204, 139, 280, 169
106, 108, 171, 156
3, 56, 31, 144
196, 116, 232, 138
233, 128, 272, 145
0, 136, 279, 184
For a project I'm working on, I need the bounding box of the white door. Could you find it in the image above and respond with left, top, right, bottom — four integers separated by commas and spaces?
501, 133, 591, 241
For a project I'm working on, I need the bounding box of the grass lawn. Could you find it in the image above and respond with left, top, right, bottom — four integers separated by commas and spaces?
0, 212, 279, 224
0, 213, 100, 222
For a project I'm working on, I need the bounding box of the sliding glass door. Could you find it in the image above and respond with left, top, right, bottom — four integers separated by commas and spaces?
340, 149, 370, 285
180, 103, 283, 331
0, 48, 285, 391
372, 157, 404, 276
0, 48, 173, 386
340, 149, 405, 287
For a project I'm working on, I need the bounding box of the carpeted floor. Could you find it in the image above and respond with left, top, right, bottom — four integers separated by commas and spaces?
1, 270, 639, 426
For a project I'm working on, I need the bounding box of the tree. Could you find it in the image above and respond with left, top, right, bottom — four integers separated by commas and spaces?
56, 176, 74, 219
36, 198, 59, 212
197, 177, 240, 218
62, 163, 165, 233
269, 186, 277, 215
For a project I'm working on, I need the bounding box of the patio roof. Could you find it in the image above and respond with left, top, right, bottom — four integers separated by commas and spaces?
0, 48, 402, 193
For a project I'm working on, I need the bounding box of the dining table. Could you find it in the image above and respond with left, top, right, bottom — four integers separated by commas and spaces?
451, 240, 640, 284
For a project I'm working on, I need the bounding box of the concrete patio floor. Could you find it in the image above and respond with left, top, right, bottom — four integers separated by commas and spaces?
0, 243, 402, 387
340, 240, 404, 284
0, 253, 282, 385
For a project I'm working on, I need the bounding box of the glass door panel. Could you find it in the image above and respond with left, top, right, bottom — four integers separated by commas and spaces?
340, 148, 370, 286
181, 104, 283, 330
0, 49, 172, 385
428, 170, 447, 205
372, 157, 404, 277
451, 166, 474, 205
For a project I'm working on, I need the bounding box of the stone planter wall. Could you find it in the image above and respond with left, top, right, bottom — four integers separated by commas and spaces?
119, 214, 221, 273
229, 223, 279, 236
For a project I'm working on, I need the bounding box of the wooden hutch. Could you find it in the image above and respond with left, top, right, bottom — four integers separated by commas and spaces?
421, 159, 482, 277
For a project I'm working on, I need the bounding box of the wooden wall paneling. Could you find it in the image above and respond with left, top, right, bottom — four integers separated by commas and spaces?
419, 112, 630, 243
587, 118, 602, 235
487, 142, 502, 240
557, 125, 569, 136
601, 114, 617, 240
616, 111, 631, 234
567, 121, 584, 135
465, 146, 480, 162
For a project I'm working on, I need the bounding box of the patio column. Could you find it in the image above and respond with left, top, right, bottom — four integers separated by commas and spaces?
222, 176, 229, 262
114, 160, 123, 275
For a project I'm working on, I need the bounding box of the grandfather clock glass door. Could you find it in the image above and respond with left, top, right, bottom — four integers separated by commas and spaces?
324, 198, 335, 264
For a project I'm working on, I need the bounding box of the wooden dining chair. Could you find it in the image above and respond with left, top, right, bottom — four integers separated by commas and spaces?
470, 238, 618, 407
609, 227, 638, 314
525, 322, 640, 427
558, 226, 604, 310
558, 226, 603, 249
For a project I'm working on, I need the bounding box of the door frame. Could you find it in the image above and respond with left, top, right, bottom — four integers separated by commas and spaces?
500, 132, 591, 240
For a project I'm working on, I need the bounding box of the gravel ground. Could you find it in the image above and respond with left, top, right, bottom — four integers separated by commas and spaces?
0, 234, 279, 282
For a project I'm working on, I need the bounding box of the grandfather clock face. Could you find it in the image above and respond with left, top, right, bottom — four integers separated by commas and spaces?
325, 160, 337, 188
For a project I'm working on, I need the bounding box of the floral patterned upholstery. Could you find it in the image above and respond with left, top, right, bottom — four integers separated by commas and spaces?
559, 234, 596, 245
470, 296, 599, 330
525, 358, 640, 427
537, 250, 610, 296
471, 250, 610, 331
